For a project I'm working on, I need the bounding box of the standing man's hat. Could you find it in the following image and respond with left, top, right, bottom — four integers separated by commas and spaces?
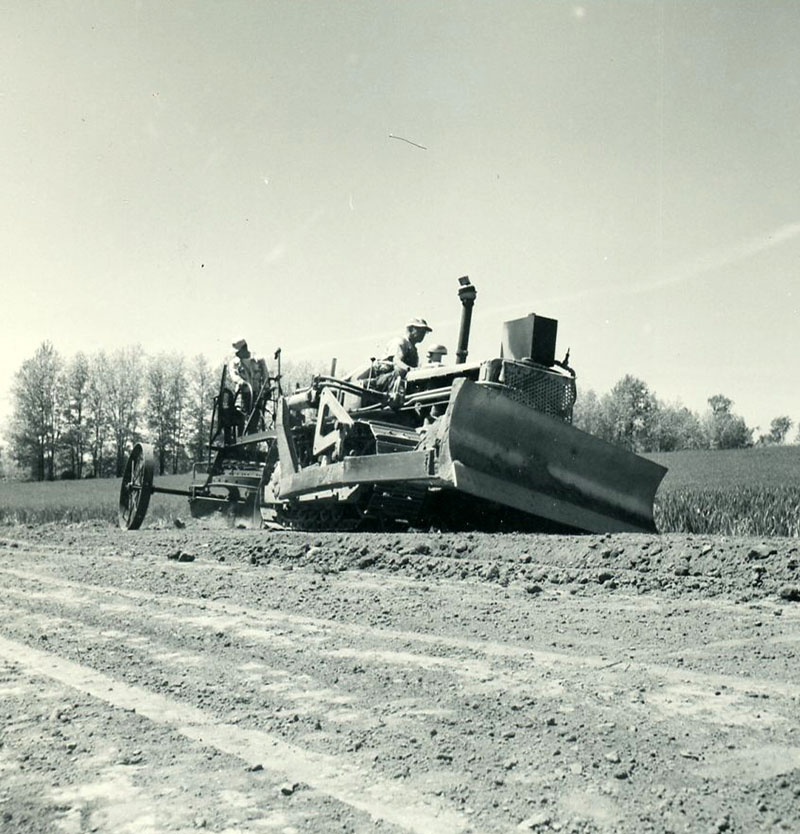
406, 318, 432, 332
232, 339, 248, 351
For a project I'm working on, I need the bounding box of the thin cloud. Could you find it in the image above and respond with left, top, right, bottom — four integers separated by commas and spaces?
475, 221, 800, 319
287, 328, 393, 358
630, 221, 800, 295
282, 222, 800, 360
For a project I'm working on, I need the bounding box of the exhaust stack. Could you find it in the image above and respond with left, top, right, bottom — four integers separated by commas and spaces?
455, 276, 477, 364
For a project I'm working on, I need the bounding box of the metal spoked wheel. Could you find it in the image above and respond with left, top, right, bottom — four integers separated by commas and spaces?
118, 443, 155, 530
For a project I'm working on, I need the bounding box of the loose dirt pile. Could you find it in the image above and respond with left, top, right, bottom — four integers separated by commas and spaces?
7, 520, 800, 601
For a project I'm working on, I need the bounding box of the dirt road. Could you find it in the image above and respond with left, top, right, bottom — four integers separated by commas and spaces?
1, 523, 799, 833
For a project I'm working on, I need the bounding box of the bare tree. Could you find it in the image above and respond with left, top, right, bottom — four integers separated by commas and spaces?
85, 351, 111, 477
61, 352, 90, 478
146, 353, 190, 475
106, 346, 144, 476
146, 354, 172, 475
169, 356, 188, 473
10, 342, 64, 480
187, 354, 220, 463
279, 358, 328, 394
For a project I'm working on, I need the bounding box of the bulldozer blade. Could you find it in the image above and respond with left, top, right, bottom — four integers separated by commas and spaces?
432, 379, 667, 533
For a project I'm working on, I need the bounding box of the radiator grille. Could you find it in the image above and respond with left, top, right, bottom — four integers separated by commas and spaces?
501, 361, 576, 423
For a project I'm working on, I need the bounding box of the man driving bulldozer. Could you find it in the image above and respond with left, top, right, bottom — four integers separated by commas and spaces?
370, 317, 432, 393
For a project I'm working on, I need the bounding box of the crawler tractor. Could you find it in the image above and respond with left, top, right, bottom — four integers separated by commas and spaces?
119, 277, 666, 533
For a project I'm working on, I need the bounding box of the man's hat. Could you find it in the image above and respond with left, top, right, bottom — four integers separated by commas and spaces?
406, 317, 432, 332
427, 344, 447, 355
232, 339, 248, 351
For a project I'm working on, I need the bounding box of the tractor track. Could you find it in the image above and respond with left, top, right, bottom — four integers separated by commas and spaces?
1, 524, 799, 833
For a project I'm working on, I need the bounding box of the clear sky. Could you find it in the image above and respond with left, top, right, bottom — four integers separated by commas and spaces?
2, 1, 799, 437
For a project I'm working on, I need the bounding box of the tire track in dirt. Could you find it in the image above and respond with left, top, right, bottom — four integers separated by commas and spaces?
0, 658, 338, 834
3, 548, 800, 832
4, 565, 800, 783
0, 635, 474, 834
2, 564, 798, 704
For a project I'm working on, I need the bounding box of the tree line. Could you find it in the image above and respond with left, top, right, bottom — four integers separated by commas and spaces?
572, 374, 795, 453
2, 347, 796, 481
4, 342, 324, 481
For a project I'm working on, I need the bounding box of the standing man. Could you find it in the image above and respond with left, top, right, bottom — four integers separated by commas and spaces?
220, 339, 267, 444
227, 339, 259, 414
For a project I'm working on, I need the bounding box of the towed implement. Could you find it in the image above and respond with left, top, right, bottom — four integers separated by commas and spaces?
120, 277, 666, 533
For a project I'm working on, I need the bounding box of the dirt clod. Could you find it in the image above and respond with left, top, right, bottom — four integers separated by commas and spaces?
517, 812, 552, 830
778, 584, 800, 601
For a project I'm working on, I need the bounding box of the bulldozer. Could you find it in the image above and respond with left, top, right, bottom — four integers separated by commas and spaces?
119, 277, 666, 533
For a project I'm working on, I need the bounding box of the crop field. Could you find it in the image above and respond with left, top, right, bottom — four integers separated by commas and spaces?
1, 445, 799, 535
648, 445, 800, 537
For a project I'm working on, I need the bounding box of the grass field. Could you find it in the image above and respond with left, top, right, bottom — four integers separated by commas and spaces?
0, 474, 188, 526
1, 445, 799, 535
